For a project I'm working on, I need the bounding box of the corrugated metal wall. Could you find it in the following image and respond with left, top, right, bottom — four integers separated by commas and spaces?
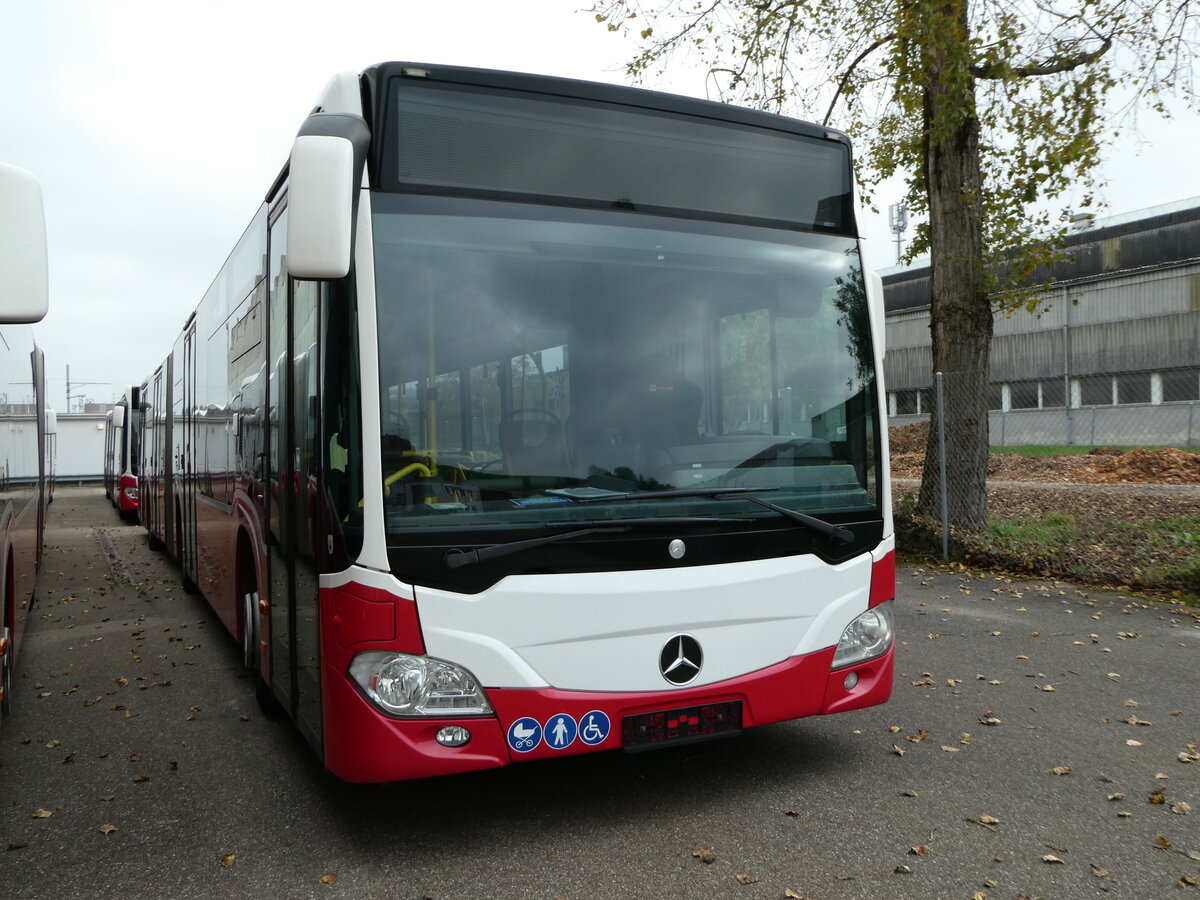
883, 212, 1200, 392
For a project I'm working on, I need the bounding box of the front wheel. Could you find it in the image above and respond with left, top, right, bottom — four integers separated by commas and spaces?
241, 590, 259, 670
242, 590, 281, 717
0, 626, 12, 720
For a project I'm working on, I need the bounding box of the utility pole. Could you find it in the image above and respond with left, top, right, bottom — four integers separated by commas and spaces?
65, 365, 109, 413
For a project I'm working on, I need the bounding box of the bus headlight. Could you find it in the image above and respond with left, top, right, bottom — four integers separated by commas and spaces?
832, 601, 894, 669
348, 651, 493, 717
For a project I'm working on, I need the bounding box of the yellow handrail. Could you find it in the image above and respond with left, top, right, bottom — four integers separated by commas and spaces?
384, 462, 433, 492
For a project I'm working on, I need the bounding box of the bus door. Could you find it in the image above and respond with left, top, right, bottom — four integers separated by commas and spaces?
32, 349, 45, 566
265, 205, 324, 753
180, 322, 199, 585
163, 354, 176, 560
144, 371, 160, 542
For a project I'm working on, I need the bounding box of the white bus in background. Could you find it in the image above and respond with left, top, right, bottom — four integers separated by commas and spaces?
137, 63, 895, 782
0, 161, 50, 729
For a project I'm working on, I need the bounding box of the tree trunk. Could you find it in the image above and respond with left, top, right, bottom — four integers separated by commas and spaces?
915, 4, 993, 530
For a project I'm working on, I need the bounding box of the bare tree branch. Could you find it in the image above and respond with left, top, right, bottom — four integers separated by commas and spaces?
972, 37, 1113, 78
823, 33, 896, 124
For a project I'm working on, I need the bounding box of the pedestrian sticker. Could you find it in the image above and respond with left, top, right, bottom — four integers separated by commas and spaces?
578, 710, 611, 745
544, 713, 577, 749
507, 717, 542, 753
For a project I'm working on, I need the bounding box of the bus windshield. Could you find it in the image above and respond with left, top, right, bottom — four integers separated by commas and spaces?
372, 195, 879, 536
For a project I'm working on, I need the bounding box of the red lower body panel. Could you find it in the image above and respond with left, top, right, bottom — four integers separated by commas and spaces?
321, 643, 893, 784
117, 474, 139, 512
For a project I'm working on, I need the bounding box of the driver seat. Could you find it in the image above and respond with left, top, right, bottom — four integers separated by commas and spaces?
499, 409, 570, 476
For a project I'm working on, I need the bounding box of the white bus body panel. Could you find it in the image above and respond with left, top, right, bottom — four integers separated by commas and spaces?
414, 552, 871, 691
311, 72, 362, 116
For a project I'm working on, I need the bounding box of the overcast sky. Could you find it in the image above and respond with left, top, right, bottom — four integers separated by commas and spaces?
3, 1, 1197, 412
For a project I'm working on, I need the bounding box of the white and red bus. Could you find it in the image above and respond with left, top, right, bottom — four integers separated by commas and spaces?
0, 161, 50, 729
103, 385, 140, 521
137, 63, 894, 782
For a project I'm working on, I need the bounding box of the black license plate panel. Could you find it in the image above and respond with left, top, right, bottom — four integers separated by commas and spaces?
622, 700, 743, 751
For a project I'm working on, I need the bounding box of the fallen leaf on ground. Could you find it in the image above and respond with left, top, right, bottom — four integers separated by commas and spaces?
220, 853, 235, 867
735, 873, 759, 885
1090, 864, 1109, 877
692, 849, 716, 864
31, 809, 52, 819
99, 824, 117, 835
1048, 766, 1072, 776
1042, 855, 1064, 864
319, 874, 338, 885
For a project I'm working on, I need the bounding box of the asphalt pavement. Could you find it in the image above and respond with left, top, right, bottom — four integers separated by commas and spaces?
1, 485, 1197, 899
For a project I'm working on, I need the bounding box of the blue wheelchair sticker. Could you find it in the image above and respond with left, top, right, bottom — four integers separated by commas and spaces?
507, 717, 542, 753
543, 713, 578, 749
578, 710, 611, 746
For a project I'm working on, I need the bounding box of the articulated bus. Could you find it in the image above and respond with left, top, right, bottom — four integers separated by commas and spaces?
103, 385, 140, 521
137, 63, 894, 782
0, 161, 50, 730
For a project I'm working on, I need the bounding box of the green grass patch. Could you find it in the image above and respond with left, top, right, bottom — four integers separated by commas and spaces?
896, 511, 1200, 605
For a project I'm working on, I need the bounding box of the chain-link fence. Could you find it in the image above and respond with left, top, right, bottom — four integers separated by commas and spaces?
888, 367, 1200, 558
889, 366, 1200, 450
889, 371, 992, 554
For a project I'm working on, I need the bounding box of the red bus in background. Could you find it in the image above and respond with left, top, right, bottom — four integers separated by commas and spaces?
135, 63, 895, 783
0, 161, 50, 730
103, 385, 140, 522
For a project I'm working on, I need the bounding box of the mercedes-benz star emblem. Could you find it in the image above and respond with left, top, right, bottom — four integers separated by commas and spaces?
659, 634, 703, 685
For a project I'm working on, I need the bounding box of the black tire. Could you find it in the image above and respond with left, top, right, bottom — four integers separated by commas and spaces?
242, 589, 281, 717
0, 626, 12, 720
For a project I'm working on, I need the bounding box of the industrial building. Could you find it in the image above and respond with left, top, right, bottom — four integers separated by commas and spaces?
883, 198, 1200, 447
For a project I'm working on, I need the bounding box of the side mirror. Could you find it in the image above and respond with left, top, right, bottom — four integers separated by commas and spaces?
45, 409, 57, 436
287, 135, 354, 279
0, 162, 49, 323
286, 113, 370, 280
112, 405, 126, 429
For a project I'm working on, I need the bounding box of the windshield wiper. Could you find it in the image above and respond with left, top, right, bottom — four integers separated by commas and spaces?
716, 494, 855, 545
443, 516, 753, 569
565, 486, 854, 546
